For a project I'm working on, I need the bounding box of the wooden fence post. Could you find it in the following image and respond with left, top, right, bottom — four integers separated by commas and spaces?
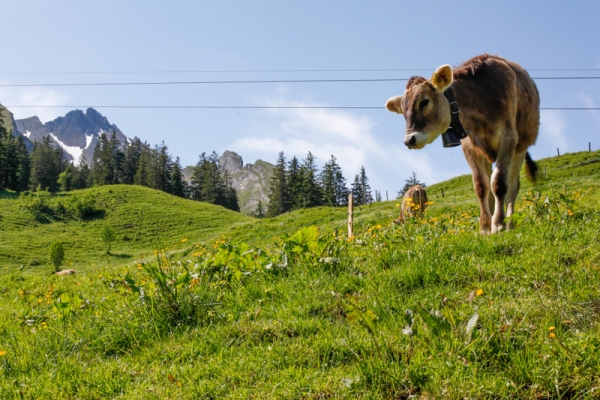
557, 148, 560, 156
590, 142, 592, 152
348, 193, 354, 238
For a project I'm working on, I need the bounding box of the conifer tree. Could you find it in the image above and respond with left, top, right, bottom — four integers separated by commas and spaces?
287, 156, 303, 210
170, 156, 186, 198
190, 152, 207, 201
134, 142, 153, 187
300, 151, 322, 208
123, 136, 143, 184
221, 170, 240, 211
155, 142, 172, 193
267, 151, 290, 216
319, 157, 336, 207
58, 164, 77, 191
358, 166, 372, 205
320, 155, 347, 206
351, 174, 365, 206
397, 172, 426, 198
254, 200, 266, 218
15, 135, 31, 192
0, 116, 31, 192
75, 155, 91, 189
29, 136, 66, 192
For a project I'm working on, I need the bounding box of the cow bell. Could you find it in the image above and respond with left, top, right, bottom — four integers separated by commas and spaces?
442, 127, 462, 148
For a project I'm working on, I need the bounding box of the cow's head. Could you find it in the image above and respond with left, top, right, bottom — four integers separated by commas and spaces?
386, 64, 453, 149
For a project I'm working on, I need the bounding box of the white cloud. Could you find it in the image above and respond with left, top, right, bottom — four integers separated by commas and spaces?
0, 84, 68, 123
539, 109, 568, 152
231, 92, 459, 193
577, 92, 600, 126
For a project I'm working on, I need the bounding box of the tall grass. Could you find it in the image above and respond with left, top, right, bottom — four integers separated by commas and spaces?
1, 181, 599, 398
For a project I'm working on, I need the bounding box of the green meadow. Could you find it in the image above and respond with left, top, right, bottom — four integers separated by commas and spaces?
1, 150, 599, 398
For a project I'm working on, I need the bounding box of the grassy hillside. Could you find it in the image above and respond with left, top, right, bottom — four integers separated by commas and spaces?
1, 150, 599, 398
0, 185, 253, 274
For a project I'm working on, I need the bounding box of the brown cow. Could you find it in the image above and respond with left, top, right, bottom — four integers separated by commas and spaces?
386, 54, 539, 234
398, 185, 428, 223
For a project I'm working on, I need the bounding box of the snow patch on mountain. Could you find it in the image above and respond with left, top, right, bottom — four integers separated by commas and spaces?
24, 130, 32, 138
85, 134, 94, 149
50, 133, 85, 165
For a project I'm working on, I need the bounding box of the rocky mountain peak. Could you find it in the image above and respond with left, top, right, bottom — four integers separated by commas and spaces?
12, 107, 128, 165
219, 150, 244, 174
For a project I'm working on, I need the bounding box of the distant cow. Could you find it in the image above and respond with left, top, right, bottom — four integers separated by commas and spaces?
386, 54, 539, 234
55, 269, 76, 276
398, 185, 428, 223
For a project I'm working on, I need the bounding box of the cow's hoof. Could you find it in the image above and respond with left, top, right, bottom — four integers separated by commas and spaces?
491, 223, 506, 234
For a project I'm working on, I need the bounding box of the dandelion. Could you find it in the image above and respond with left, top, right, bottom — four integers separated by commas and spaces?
476, 288, 484, 296
549, 332, 556, 339
548, 326, 555, 331
181, 238, 188, 243
19, 290, 24, 296
395, 203, 400, 207
567, 210, 574, 216
0, 350, 6, 356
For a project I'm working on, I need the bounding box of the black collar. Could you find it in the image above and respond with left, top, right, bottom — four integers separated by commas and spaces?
443, 87, 467, 140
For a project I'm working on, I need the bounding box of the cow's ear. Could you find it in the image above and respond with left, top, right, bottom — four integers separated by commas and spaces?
385, 96, 403, 114
431, 64, 453, 92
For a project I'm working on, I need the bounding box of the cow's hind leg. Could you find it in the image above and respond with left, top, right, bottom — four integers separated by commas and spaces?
463, 143, 493, 234
505, 150, 527, 230
491, 128, 518, 233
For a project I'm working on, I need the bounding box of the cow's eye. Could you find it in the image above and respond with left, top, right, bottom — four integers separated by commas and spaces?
419, 99, 430, 110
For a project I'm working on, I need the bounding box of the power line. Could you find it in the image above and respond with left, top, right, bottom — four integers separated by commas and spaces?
1, 68, 600, 75
4, 105, 600, 110
2, 76, 600, 88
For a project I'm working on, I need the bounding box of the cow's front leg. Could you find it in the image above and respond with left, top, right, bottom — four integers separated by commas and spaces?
491, 129, 517, 233
463, 141, 493, 234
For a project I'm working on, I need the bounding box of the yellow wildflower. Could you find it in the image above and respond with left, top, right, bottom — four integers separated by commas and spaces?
0, 350, 6, 356
476, 288, 484, 296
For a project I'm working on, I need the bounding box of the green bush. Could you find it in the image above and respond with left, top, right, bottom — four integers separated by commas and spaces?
101, 225, 116, 254
49, 241, 65, 272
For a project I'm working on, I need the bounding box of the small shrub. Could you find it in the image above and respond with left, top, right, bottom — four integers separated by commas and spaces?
101, 225, 116, 254
68, 195, 105, 220
27, 258, 42, 266
49, 241, 65, 272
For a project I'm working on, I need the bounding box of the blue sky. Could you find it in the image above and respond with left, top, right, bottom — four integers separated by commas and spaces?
1, 0, 599, 196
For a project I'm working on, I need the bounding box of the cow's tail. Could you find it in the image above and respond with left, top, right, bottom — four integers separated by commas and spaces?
525, 152, 538, 183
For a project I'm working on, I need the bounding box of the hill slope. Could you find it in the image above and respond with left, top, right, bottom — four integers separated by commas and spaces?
0, 151, 599, 398
2, 150, 598, 275
0, 185, 253, 273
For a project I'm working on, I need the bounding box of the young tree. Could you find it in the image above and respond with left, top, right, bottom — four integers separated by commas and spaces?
49, 241, 65, 273
101, 225, 116, 254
